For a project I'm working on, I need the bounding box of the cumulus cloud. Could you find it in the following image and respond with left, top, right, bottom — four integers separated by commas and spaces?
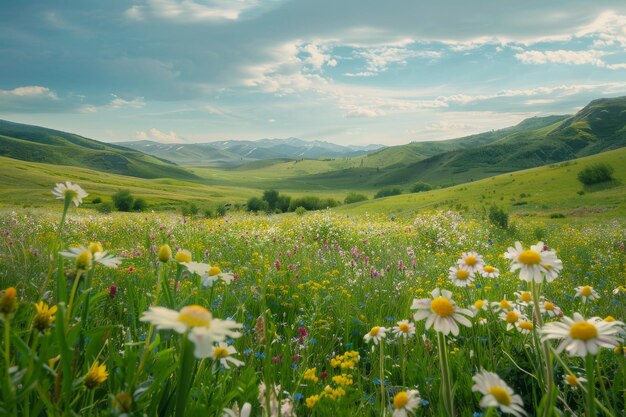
352, 45, 441, 75
302, 43, 337, 70
345, 108, 381, 118
515, 49, 626, 70
134, 127, 185, 143
125, 0, 263, 23
1, 86, 57, 98
109, 95, 146, 109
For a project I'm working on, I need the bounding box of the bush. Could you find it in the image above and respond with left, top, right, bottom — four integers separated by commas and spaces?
411, 181, 432, 193
247, 197, 269, 213
203, 208, 214, 218
276, 195, 291, 213
344, 192, 368, 204
91, 197, 102, 204
289, 196, 321, 211
488, 205, 509, 229
262, 189, 280, 211
374, 187, 402, 199
133, 198, 147, 212
112, 190, 134, 212
216, 205, 227, 217
577, 163, 615, 185
96, 201, 114, 214
549, 213, 566, 219
294, 206, 307, 216
182, 202, 199, 217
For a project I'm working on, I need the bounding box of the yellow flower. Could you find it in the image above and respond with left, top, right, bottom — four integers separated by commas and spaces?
75, 250, 93, 271
33, 301, 57, 332
158, 245, 172, 263
88, 242, 104, 254
84, 360, 109, 389
0, 287, 18, 319
304, 367, 319, 383
175, 250, 192, 263
305, 394, 320, 409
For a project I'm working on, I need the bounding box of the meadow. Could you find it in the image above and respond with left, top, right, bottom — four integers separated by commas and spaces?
0, 182, 625, 417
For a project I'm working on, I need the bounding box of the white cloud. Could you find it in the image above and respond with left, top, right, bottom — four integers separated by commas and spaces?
345, 108, 381, 118
134, 127, 185, 143
515, 49, 626, 70
110, 95, 146, 109
1, 86, 57, 98
125, 0, 262, 22
355, 45, 441, 75
302, 43, 337, 70
576, 11, 626, 47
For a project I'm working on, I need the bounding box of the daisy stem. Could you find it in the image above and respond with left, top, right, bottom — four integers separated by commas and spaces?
175, 334, 195, 417
66, 270, 84, 324
585, 354, 595, 417
4, 318, 16, 417
400, 338, 406, 388
379, 341, 386, 416
531, 281, 555, 417
484, 407, 497, 417
437, 331, 454, 417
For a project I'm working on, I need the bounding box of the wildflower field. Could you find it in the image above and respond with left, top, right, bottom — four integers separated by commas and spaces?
1, 184, 625, 417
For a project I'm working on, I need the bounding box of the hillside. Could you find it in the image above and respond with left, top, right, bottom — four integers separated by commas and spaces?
300, 97, 626, 188
0, 120, 198, 180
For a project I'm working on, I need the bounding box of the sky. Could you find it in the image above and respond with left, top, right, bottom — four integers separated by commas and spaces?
1, 1, 626, 146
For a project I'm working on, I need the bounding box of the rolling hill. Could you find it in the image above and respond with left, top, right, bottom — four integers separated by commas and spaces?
0, 120, 198, 180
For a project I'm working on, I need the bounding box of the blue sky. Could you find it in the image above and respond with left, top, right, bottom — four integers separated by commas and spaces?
1, 1, 626, 145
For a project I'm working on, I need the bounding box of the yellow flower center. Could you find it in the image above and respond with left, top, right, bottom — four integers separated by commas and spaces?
518, 250, 541, 265
465, 255, 477, 266
518, 321, 533, 331
488, 386, 512, 406
88, 242, 103, 254
604, 316, 616, 322
177, 305, 212, 328
393, 391, 409, 409
581, 286, 592, 297
431, 296, 454, 317
519, 292, 532, 303
456, 269, 470, 280
76, 250, 93, 270
208, 266, 222, 276
505, 311, 519, 324
399, 322, 411, 333
175, 250, 192, 263
158, 245, 172, 262
212, 347, 229, 358
369, 326, 380, 337
569, 322, 598, 341
483, 266, 495, 273
473, 300, 485, 309
565, 374, 578, 386
544, 301, 555, 311
499, 300, 512, 310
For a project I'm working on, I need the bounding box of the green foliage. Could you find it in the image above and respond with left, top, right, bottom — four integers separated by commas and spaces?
246, 197, 269, 213
216, 204, 227, 217
374, 187, 402, 199
91, 197, 102, 204
181, 202, 199, 217
410, 181, 432, 193
488, 205, 509, 229
294, 206, 306, 215
95, 201, 114, 213
549, 213, 566, 219
577, 163, 615, 185
276, 195, 291, 213
262, 189, 280, 210
344, 192, 368, 204
203, 208, 214, 218
112, 189, 134, 212
133, 198, 147, 212
289, 195, 321, 211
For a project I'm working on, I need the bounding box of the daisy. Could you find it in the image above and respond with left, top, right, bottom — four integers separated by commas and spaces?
182, 262, 234, 287
575, 285, 599, 303
472, 370, 526, 417
210, 342, 244, 369
472, 299, 489, 313
541, 313, 624, 357
411, 288, 473, 336
60, 246, 122, 268
539, 299, 562, 318
514, 291, 533, 307
223, 402, 252, 417
504, 241, 562, 283
457, 251, 485, 274
480, 265, 500, 278
491, 297, 514, 313
500, 309, 526, 331
448, 266, 475, 287
52, 181, 88, 207
563, 373, 586, 389
364, 326, 387, 345
392, 390, 421, 417
392, 320, 416, 339
515, 320, 534, 334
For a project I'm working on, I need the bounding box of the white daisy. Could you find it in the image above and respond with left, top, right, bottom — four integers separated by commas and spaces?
472, 299, 489, 313
457, 251, 485, 274
574, 285, 599, 303
59, 246, 122, 268
392, 389, 420, 417
515, 320, 534, 334
514, 291, 533, 307
411, 288, 473, 336
210, 342, 244, 368
182, 262, 234, 287
541, 313, 624, 357
448, 266, 475, 287
223, 402, 252, 417
504, 241, 562, 283
491, 297, 514, 313
499, 309, 527, 331
392, 320, 416, 339
364, 326, 387, 345
539, 299, 562, 318
480, 265, 500, 278
472, 370, 526, 417
52, 181, 88, 207
563, 373, 586, 390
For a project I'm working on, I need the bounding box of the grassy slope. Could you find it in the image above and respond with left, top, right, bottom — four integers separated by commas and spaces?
337, 147, 626, 219
0, 119, 198, 180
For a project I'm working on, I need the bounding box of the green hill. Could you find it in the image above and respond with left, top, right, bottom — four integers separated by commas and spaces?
0, 120, 198, 180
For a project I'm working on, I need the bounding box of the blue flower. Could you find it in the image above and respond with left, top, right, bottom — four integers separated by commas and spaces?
294, 393, 303, 400
309, 338, 317, 345
420, 399, 429, 406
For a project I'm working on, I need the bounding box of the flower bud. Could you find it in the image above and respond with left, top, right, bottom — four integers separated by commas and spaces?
158, 245, 172, 263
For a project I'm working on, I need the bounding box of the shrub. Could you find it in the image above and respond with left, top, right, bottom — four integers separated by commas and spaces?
488, 205, 509, 229
203, 208, 214, 218
262, 189, 280, 211
294, 206, 307, 216
133, 198, 147, 212
247, 197, 269, 213
112, 189, 134, 212
96, 201, 114, 214
344, 192, 368, 204
182, 202, 199, 217
91, 197, 102, 204
411, 181, 432, 193
374, 187, 402, 199
276, 195, 291, 213
549, 213, 566, 219
577, 163, 615, 185
216, 204, 227, 217
289, 196, 321, 211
